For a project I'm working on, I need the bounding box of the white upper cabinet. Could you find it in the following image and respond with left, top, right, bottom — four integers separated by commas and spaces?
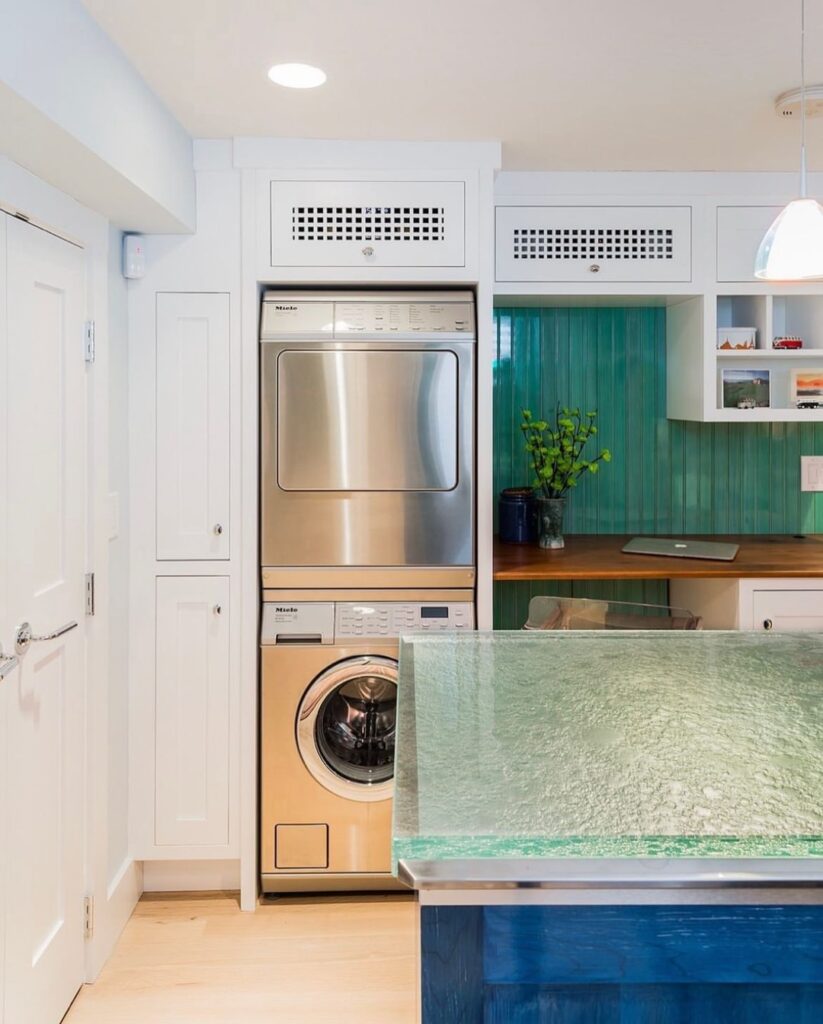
156, 293, 230, 560
495, 205, 692, 282
270, 179, 466, 268
716, 206, 782, 282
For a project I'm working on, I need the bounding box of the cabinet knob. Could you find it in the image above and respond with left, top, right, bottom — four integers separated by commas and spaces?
213, 523, 223, 536
589, 263, 601, 273
362, 246, 375, 258
763, 618, 773, 631
214, 604, 222, 616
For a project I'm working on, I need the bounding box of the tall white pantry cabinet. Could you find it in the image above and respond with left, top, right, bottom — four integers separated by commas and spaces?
128, 165, 244, 873
133, 292, 236, 860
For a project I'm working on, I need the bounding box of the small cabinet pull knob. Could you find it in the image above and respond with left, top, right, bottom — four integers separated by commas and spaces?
589, 263, 601, 273
213, 523, 223, 536
214, 604, 222, 616
362, 246, 375, 258
763, 618, 773, 631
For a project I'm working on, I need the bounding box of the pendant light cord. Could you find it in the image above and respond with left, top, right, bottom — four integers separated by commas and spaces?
801, 0, 808, 196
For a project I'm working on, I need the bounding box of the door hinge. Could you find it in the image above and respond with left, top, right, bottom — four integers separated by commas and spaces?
85, 573, 95, 616
84, 320, 95, 364
83, 896, 94, 939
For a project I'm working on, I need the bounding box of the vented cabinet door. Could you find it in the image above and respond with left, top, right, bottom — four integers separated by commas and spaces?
496, 205, 692, 282
270, 180, 465, 267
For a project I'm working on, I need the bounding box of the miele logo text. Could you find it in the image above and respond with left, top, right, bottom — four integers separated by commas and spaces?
275, 305, 297, 311
275, 606, 298, 613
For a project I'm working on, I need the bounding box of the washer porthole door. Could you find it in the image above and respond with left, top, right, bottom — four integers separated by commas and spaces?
296, 656, 397, 802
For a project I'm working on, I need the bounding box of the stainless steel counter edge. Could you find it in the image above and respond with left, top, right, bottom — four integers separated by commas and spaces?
397, 857, 823, 891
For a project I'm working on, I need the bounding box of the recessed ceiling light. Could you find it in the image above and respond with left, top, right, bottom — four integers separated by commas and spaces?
267, 63, 327, 89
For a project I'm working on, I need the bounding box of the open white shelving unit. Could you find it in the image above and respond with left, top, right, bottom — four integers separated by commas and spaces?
667, 290, 823, 422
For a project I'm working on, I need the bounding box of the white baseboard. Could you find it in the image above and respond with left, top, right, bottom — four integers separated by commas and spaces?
141, 859, 241, 892
86, 857, 143, 981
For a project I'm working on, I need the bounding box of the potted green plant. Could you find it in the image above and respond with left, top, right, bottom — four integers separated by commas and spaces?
521, 406, 611, 549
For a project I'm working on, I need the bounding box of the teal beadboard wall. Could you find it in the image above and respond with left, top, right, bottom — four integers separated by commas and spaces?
493, 306, 823, 628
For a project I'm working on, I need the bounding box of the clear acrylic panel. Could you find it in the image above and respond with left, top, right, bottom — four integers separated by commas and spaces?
393, 632, 823, 864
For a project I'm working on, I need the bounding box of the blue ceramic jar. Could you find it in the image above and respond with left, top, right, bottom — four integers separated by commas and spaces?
498, 487, 538, 544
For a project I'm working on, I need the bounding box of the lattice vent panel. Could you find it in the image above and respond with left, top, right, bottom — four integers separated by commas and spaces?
512, 226, 675, 261
292, 206, 446, 242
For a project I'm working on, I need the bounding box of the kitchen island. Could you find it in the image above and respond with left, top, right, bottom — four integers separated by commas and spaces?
393, 632, 823, 1022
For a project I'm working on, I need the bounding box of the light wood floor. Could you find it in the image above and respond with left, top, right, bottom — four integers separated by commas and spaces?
65, 892, 418, 1024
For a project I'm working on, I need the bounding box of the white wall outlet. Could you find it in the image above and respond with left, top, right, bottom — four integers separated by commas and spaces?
801, 456, 823, 492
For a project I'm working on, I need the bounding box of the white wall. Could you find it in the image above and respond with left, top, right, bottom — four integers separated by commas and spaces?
0, 0, 195, 232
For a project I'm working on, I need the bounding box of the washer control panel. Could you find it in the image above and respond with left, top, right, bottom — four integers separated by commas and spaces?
335, 602, 474, 638
262, 601, 475, 644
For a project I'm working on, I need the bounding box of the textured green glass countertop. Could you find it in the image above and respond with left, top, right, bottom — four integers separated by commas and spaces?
392, 632, 823, 865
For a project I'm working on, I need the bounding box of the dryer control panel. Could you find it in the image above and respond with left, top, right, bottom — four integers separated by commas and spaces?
336, 602, 474, 638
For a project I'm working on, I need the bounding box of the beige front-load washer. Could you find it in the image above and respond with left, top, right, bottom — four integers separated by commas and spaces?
259, 594, 474, 893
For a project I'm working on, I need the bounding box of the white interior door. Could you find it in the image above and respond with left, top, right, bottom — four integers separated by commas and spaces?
1, 213, 87, 1024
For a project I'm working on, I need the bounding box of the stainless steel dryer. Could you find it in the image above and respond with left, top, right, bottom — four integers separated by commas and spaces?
260, 593, 474, 893
259, 290, 475, 589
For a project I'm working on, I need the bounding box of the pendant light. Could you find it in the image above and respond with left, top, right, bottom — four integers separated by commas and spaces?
755, 0, 823, 280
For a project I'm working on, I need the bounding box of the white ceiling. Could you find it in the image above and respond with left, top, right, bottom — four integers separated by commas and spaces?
83, 0, 823, 171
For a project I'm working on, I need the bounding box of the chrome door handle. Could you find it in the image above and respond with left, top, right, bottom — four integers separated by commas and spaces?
0, 646, 18, 680
15, 620, 78, 654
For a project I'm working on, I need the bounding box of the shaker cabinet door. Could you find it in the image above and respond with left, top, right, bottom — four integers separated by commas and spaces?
751, 588, 823, 632
155, 576, 231, 847
156, 293, 230, 560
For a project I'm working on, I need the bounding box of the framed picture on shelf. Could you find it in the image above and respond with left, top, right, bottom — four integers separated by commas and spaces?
790, 370, 823, 409
721, 368, 771, 410
716, 327, 756, 350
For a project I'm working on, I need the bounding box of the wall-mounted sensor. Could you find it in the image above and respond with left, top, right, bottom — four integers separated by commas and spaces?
123, 234, 145, 279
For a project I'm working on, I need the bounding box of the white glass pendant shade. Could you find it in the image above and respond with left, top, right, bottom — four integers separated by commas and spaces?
754, 198, 823, 280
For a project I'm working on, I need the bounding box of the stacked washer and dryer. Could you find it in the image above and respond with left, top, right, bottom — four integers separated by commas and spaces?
259, 291, 476, 893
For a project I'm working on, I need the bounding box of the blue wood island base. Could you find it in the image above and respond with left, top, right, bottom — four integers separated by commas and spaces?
421, 904, 823, 1023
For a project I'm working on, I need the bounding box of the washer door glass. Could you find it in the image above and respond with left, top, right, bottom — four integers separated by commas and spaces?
297, 656, 397, 802
316, 674, 396, 785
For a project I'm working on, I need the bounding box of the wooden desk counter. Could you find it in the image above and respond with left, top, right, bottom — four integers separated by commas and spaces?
493, 534, 823, 581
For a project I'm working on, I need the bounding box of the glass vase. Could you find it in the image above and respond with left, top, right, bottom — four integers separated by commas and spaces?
536, 497, 566, 550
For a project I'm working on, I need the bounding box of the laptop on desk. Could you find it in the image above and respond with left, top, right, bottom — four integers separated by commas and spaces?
622, 537, 740, 561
